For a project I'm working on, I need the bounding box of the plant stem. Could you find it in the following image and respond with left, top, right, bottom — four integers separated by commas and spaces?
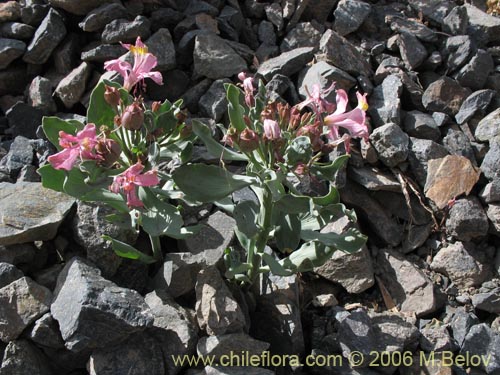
150, 235, 163, 262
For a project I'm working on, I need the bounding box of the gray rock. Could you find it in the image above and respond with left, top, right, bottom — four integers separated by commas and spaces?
28, 76, 56, 114
0, 136, 34, 178
319, 29, 372, 77
54, 62, 92, 109
48, 0, 114, 15
256, 46, 314, 81
145, 289, 198, 375
441, 35, 476, 74
407, 0, 454, 25
0, 1, 20, 22
53, 33, 80, 75
196, 266, 246, 336
465, 4, 500, 45
185, 0, 220, 17
408, 138, 449, 188
0, 276, 52, 342
78, 3, 128, 32
422, 77, 470, 116
480, 180, 500, 203
472, 287, 500, 314
461, 323, 500, 374
454, 50, 494, 91
258, 20, 276, 45
333, 0, 372, 36
340, 179, 403, 246
370, 123, 409, 168
456, 89, 495, 125
0, 182, 75, 246
0, 38, 26, 69
403, 110, 440, 141
442, 6, 468, 35
0, 262, 23, 289
146, 28, 176, 71
73, 201, 138, 278
28, 313, 65, 349
197, 333, 270, 360
252, 274, 304, 355
475, 108, 500, 142
101, 16, 151, 44
487, 203, 500, 234
298, 61, 356, 97
23, 8, 66, 64
389, 15, 437, 43
0, 22, 35, 40
420, 325, 459, 352
370, 312, 420, 352
368, 75, 403, 126
194, 33, 247, 79
199, 79, 230, 122
5, 102, 43, 139
88, 332, 165, 375
314, 216, 374, 294
151, 7, 185, 32
21, 3, 49, 27
450, 307, 479, 347
442, 128, 476, 164
348, 165, 401, 192
446, 197, 489, 242
265, 74, 300, 103
398, 32, 427, 71
81, 43, 124, 63
51, 257, 154, 352
0, 243, 36, 267
0, 65, 29, 96
0, 339, 52, 375
431, 242, 491, 288
280, 22, 322, 52
481, 137, 500, 180
265, 3, 283, 31
376, 248, 441, 317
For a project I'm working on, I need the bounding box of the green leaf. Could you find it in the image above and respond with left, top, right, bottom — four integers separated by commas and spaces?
138, 187, 184, 237
275, 195, 311, 215
172, 164, 256, 203
285, 136, 313, 165
280, 241, 334, 273
301, 228, 367, 253
311, 154, 350, 181
62, 168, 95, 197
42, 116, 83, 150
274, 213, 301, 254
192, 120, 247, 162
156, 110, 177, 134
37, 164, 65, 192
233, 200, 260, 238
81, 189, 129, 213
225, 83, 246, 132
102, 235, 156, 264
312, 184, 340, 206
262, 253, 293, 276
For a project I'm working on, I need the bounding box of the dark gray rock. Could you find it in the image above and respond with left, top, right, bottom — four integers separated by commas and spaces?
51, 257, 154, 352
370, 312, 420, 352
0, 136, 34, 178
373, 57, 403, 84
302, 0, 336, 24
5, 102, 43, 139
53, 33, 80, 75
0, 1, 21, 23
101, 16, 151, 44
481, 137, 500, 180
480, 180, 500, 203
196, 266, 246, 336
0, 243, 36, 267
403, 110, 440, 141
370, 123, 409, 168
476, 108, 500, 142
407, 0, 454, 25
48, 0, 114, 15
298, 61, 356, 96
454, 50, 494, 90
197, 333, 270, 360
54, 62, 92, 109
420, 325, 459, 352
0, 38, 26, 69
368, 75, 403, 126
472, 287, 500, 314
88, 332, 165, 375
264, 2, 283, 31
442, 128, 476, 163
0, 182, 75, 246
21, 2, 50, 26
0, 339, 52, 375
461, 323, 500, 374
78, 3, 128, 32
150, 8, 185, 32
398, 32, 427, 71
0, 262, 23, 289
182, 79, 213, 114
319, 29, 372, 77
256, 46, 314, 81
0, 22, 35, 40
23, 8, 66, 64
146, 28, 176, 71
0, 276, 52, 342
465, 4, 500, 45
194, 33, 247, 79
0, 66, 29, 96
446, 197, 489, 242
456, 89, 495, 125
185, 0, 220, 17
280, 22, 322, 52
442, 6, 468, 35
348, 165, 401, 192
333, 0, 372, 37
199, 79, 230, 122
422, 76, 470, 116
81, 43, 124, 63
442, 35, 476, 73
431, 242, 491, 288
28, 313, 65, 349
265, 74, 300, 103
28, 76, 56, 115
258, 20, 276, 45
389, 15, 437, 43
450, 307, 479, 347
376, 248, 441, 317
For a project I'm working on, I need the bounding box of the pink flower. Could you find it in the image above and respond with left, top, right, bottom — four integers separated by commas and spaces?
104, 37, 163, 91
110, 162, 160, 208
263, 119, 281, 141
238, 72, 255, 107
298, 83, 336, 117
324, 90, 369, 147
48, 124, 101, 171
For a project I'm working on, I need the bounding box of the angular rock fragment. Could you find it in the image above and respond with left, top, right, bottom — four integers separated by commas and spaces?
28, 76, 57, 114
368, 75, 403, 126
422, 77, 470, 116
370, 123, 409, 168
298, 61, 356, 96
403, 110, 440, 141
256, 46, 314, 81
0, 339, 53, 375
445, 197, 489, 242
78, 3, 128, 32
101, 16, 151, 44
54, 62, 92, 108
333, 0, 372, 37
146, 28, 176, 71
197, 333, 269, 360
0, 38, 26, 69
456, 89, 495, 125
397, 32, 427, 71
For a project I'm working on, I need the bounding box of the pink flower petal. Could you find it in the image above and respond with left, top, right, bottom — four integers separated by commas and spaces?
126, 188, 144, 208
140, 71, 163, 85
134, 170, 159, 187
48, 148, 80, 171
334, 89, 348, 114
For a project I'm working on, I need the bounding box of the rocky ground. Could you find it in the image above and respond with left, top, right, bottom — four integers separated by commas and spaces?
1, 0, 500, 374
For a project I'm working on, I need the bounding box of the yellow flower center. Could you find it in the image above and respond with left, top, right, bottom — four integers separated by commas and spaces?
130, 45, 148, 55
360, 101, 369, 111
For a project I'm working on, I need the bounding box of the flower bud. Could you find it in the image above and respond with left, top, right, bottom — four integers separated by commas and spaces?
151, 101, 161, 112
238, 128, 259, 153
263, 119, 281, 141
121, 102, 144, 131
96, 138, 121, 167
104, 85, 121, 107
223, 127, 238, 147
